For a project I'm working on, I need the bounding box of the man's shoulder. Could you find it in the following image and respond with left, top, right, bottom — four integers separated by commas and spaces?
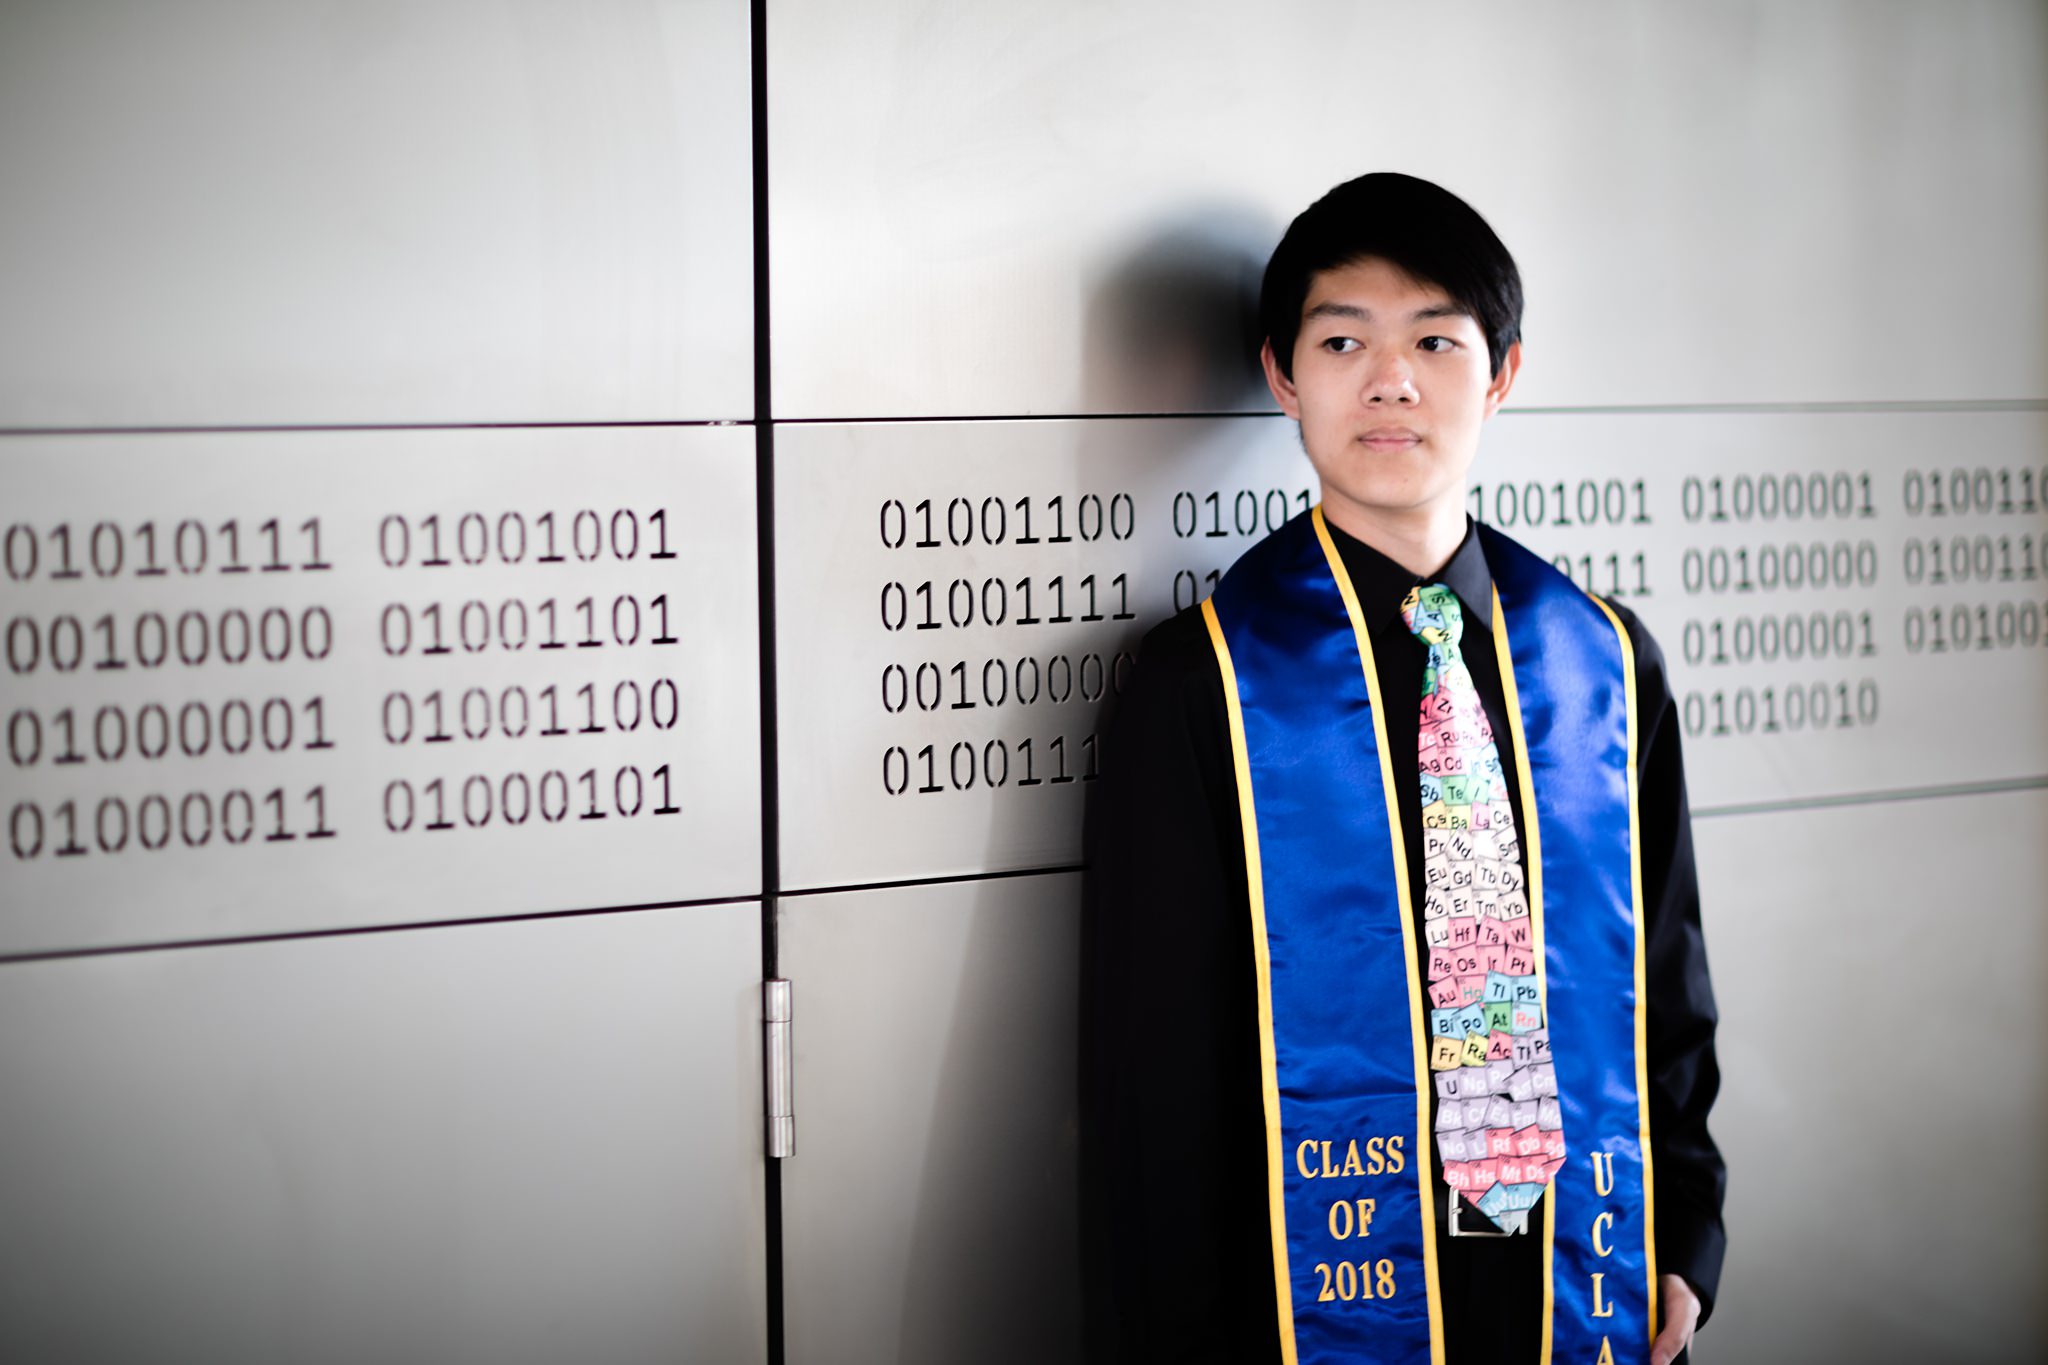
1132, 604, 1225, 692
1589, 595, 1664, 661
1098, 604, 1232, 758
1096, 604, 1233, 796
1586, 595, 1677, 709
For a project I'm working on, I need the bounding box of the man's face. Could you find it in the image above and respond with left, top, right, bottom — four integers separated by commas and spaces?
1262, 256, 1520, 541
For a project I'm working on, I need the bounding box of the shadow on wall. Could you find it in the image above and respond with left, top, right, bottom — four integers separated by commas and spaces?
1077, 202, 1284, 755
1081, 207, 1276, 418
892, 884, 1086, 1365
880, 210, 1284, 1365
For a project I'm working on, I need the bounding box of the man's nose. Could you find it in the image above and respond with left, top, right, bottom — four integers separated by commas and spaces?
1361, 351, 1418, 405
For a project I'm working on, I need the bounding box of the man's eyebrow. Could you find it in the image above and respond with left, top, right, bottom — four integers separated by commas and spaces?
1303, 301, 1371, 322
1302, 301, 1471, 323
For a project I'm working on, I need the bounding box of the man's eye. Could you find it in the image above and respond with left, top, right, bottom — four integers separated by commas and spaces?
1322, 337, 1361, 353
1419, 336, 1459, 353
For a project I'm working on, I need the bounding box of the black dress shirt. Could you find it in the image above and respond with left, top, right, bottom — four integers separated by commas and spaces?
1081, 516, 1725, 1364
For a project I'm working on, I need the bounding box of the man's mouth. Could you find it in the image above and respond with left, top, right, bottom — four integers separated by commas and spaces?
1358, 427, 1422, 451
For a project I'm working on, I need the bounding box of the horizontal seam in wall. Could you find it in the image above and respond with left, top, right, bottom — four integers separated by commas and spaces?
1693, 774, 2048, 819
10, 770, 2040, 963
0, 418, 754, 438
778, 863, 1085, 900
773, 398, 2048, 424
4, 397, 2042, 439
0, 892, 763, 966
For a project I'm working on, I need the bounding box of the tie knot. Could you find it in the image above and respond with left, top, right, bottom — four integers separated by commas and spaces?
1401, 582, 1464, 648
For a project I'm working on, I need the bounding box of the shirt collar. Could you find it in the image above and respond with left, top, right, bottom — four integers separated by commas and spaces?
1323, 514, 1496, 634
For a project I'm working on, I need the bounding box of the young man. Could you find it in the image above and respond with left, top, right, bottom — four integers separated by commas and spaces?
1083, 174, 1725, 1364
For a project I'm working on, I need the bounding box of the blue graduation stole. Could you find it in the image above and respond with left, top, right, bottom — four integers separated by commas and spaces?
1200, 508, 1657, 1365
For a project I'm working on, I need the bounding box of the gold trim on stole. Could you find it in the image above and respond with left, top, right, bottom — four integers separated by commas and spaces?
1207, 513, 1659, 1361
1200, 596, 1298, 1362
1488, 585, 1558, 1364
1495, 586, 1657, 1356
1588, 594, 1660, 1348
1311, 507, 1447, 1364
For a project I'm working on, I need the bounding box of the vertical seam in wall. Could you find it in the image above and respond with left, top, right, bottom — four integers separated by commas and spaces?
750, 0, 784, 1360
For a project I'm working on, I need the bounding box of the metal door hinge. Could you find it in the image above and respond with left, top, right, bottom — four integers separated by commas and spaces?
764, 978, 794, 1159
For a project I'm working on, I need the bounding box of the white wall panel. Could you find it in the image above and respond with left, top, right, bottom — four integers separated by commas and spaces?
0, 903, 768, 1365
775, 796, 2048, 1365
770, 0, 2047, 418
776, 408, 2048, 886
780, 875, 1082, 1365
1476, 408, 2048, 808
1695, 790, 2048, 1364
775, 416, 1313, 889
0, 0, 753, 426
4, 2, 2044, 1360
1, 425, 759, 953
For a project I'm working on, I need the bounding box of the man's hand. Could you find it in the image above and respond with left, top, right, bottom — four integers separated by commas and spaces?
1650, 1273, 1701, 1365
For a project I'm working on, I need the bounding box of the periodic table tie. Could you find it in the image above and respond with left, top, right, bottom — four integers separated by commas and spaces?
1401, 582, 1566, 1232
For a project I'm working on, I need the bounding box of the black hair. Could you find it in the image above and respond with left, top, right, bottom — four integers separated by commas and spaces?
1259, 172, 1523, 380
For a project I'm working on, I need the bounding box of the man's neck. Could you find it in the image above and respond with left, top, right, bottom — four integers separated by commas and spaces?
1320, 496, 1468, 579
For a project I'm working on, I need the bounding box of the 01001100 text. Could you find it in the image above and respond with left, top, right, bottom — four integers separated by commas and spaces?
378, 679, 679, 744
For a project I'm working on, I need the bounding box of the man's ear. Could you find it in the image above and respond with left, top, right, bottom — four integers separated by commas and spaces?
1483, 339, 1523, 418
1261, 339, 1301, 419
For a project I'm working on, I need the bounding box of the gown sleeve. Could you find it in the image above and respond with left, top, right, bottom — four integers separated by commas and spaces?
1080, 609, 1278, 1362
1606, 599, 1729, 1323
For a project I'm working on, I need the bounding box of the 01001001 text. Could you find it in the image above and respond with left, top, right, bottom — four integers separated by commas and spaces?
377, 508, 680, 568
